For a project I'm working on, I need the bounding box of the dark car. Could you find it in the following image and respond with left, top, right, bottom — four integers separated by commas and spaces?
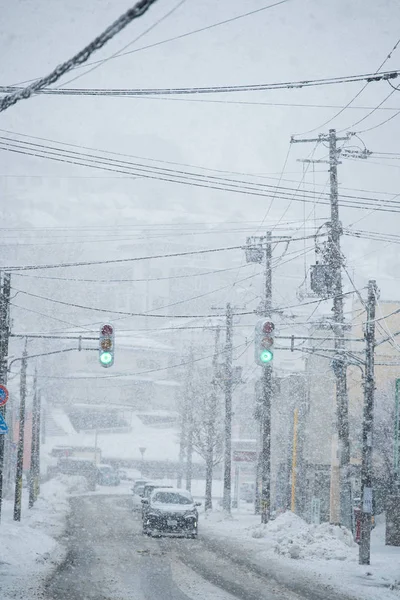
96, 464, 120, 486
142, 488, 201, 538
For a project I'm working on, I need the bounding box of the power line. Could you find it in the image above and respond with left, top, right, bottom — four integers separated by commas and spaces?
12, 340, 250, 381
12, 286, 253, 319
2, 137, 400, 213
0, 0, 159, 114
2, 70, 399, 98
3, 128, 400, 201
60, 0, 188, 87
3, 244, 243, 271
293, 35, 400, 137
7, 0, 291, 88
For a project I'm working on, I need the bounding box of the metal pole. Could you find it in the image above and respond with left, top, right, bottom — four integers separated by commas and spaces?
291, 407, 299, 512
261, 232, 272, 524
0, 272, 10, 523
329, 129, 352, 530
223, 303, 233, 513
359, 280, 377, 565
14, 338, 28, 521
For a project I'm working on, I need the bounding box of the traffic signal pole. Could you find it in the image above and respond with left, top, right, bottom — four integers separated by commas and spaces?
359, 280, 377, 565
261, 232, 272, 524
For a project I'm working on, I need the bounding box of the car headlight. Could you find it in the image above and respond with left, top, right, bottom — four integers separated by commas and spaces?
184, 510, 197, 519
148, 510, 162, 518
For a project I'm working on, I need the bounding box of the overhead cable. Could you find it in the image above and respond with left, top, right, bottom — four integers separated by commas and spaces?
0, 0, 159, 114
1, 70, 398, 99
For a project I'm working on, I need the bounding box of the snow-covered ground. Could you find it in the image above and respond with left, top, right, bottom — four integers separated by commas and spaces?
0, 476, 87, 600
201, 509, 400, 600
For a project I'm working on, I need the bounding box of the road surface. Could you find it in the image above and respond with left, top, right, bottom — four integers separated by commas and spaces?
44, 495, 349, 600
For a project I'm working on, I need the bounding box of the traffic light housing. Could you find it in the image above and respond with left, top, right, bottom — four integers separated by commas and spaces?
99, 324, 114, 368
255, 319, 274, 366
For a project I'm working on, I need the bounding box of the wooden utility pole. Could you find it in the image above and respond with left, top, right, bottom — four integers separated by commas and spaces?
14, 338, 28, 522
291, 130, 353, 529
223, 303, 233, 513
260, 232, 273, 524
0, 272, 11, 523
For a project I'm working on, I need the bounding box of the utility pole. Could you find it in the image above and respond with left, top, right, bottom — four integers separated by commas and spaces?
29, 369, 40, 508
0, 272, 11, 523
359, 280, 377, 565
223, 302, 233, 513
205, 327, 220, 511
261, 232, 272, 523
291, 129, 353, 530
185, 348, 194, 492
245, 232, 275, 521
14, 338, 28, 522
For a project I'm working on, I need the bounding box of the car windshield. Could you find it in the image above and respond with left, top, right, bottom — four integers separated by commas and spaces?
152, 492, 193, 505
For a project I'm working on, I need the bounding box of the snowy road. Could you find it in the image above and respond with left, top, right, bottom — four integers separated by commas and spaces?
44, 495, 332, 600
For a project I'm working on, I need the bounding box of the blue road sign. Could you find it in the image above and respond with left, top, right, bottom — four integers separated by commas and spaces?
0, 413, 8, 434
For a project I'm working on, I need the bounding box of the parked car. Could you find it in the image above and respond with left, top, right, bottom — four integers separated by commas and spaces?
142, 488, 201, 538
96, 464, 120, 486
131, 479, 153, 511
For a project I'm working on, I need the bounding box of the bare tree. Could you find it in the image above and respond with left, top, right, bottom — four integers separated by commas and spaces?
192, 388, 224, 510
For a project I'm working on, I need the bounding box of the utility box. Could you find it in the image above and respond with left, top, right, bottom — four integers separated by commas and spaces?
310, 264, 335, 297
385, 495, 400, 546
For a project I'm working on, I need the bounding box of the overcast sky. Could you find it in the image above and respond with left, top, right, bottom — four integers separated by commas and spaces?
1, 0, 400, 319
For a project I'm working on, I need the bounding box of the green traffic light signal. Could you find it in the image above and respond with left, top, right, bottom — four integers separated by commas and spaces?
100, 351, 113, 366
260, 349, 273, 363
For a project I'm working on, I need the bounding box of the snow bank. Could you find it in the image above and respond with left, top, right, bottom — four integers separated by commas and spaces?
0, 475, 79, 600
250, 512, 357, 560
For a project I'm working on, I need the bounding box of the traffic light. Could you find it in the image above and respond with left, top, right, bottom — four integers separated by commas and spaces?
99, 324, 114, 367
255, 319, 274, 366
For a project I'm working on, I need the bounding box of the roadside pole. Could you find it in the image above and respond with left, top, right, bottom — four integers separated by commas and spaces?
29, 369, 38, 508
359, 280, 378, 565
223, 303, 233, 513
14, 338, 28, 521
0, 272, 11, 523
291, 130, 352, 529
291, 407, 299, 512
29, 370, 41, 507
185, 348, 194, 492
261, 232, 272, 524
205, 327, 220, 511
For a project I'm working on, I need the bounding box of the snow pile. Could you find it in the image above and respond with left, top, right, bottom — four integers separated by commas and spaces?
250, 511, 357, 560
0, 475, 79, 600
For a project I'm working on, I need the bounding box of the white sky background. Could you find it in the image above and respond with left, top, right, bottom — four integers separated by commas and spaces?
1, 0, 400, 320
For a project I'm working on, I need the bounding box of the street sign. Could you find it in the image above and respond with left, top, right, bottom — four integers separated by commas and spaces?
232, 450, 257, 463
0, 384, 9, 407
0, 413, 8, 434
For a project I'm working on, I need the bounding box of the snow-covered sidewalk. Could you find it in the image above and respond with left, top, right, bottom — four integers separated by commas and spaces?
201, 509, 400, 600
0, 476, 86, 600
